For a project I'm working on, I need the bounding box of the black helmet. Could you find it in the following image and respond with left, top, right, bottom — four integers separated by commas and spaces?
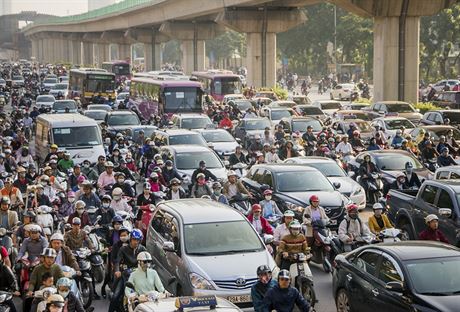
278, 269, 290, 280
256, 265, 271, 276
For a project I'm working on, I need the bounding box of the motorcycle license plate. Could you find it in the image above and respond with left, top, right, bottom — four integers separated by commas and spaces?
329, 220, 337, 225
227, 295, 251, 303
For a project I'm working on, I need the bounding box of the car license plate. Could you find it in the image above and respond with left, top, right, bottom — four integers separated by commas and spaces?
329, 219, 337, 225
227, 295, 251, 303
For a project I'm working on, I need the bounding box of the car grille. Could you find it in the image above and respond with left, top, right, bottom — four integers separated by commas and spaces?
214, 277, 258, 290
324, 206, 344, 219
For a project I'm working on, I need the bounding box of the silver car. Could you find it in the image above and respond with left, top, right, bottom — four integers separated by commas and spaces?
35, 95, 56, 110
146, 199, 277, 306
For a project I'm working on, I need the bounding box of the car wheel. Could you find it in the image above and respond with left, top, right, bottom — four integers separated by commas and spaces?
336, 289, 351, 312
399, 221, 415, 240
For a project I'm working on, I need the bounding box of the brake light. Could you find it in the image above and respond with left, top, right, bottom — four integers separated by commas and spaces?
386, 194, 391, 201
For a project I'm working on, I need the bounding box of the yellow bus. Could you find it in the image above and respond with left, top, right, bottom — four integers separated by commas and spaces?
68, 68, 116, 106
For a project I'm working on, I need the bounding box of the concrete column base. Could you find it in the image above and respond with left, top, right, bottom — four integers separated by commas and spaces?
118, 44, 131, 61
181, 40, 205, 74
373, 16, 420, 103
246, 32, 276, 88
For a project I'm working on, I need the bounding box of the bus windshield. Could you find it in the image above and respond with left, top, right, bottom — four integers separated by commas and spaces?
213, 77, 241, 96
113, 64, 130, 75
87, 79, 115, 93
163, 87, 202, 113
52, 126, 102, 147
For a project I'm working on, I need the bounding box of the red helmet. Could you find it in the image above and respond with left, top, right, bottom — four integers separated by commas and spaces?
252, 204, 262, 212
309, 195, 319, 203
347, 204, 359, 212
263, 189, 273, 196
353, 130, 360, 136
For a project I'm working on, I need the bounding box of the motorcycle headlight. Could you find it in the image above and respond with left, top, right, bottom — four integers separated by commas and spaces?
285, 201, 302, 212
189, 273, 215, 290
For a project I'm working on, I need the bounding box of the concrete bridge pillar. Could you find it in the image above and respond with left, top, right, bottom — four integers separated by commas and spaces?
31, 39, 39, 61
37, 39, 44, 63
216, 8, 306, 88
118, 44, 131, 61
143, 43, 162, 71
82, 42, 94, 66
181, 40, 205, 74
70, 40, 81, 65
96, 43, 110, 66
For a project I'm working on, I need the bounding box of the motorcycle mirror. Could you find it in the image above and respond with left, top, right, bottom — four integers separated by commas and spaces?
439, 208, 452, 218
347, 171, 355, 178
125, 282, 135, 290
264, 235, 274, 245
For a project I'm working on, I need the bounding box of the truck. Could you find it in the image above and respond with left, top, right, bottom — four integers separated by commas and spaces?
386, 180, 460, 247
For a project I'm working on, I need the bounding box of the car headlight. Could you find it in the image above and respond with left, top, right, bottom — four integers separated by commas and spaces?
285, 201, 303, 212
189, 273, 215, 290
351, 186, 364, 196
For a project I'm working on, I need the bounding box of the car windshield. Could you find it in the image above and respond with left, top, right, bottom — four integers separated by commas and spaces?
385, 119, 415, 130
321, 102, 342, 110
113, 64, 130, 75
387, 104, 415, 113
375, 154, 423, 170
340, 113, 370, 121
292, 119, 322, 132
233, 100, 252, 111
87, 79, 115, 93
271, 110, 293, 120
292, 97, 310, 105
84, 111, 106, 120
181, 117, 212, 129
107, 114, 140, 126
37, 96, 55, 102
184, 221, 264, 255
175, 152, 222, 170
406, 256, 460, 295
53, 126, 102, 147
201, 131, 235, 143
44, 78, 57, 84
53, 101, 76, 111
303, 162, 346, 177
169, 134, 206, 146
353, 121, 373, 132
88, 105, 111, 111
276, 171, 333, 192
245, 119, 271, 130
52, 84, 67, 90
298, 106, 323, 115
12, 76, 23, 80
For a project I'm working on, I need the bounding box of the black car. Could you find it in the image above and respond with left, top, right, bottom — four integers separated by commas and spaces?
241, 164, 348, 229
332, 241, 460, 312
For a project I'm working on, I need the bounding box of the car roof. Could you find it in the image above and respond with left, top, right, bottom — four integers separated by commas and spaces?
194, 128, 228, 134
107, 110, 137, 115
363, 150, 416, 157
360, 241, 460, 261
315, 100, 340, 103
287, 156, 335, 164
418, 125, 456, 131
160, 199, 244, 224
156, 129, 200, 135
373, 116, 409, 121
374, 101, 410, 105
84, 109, 107, 114
251, 163, 319, 173
163, 144, 214, 153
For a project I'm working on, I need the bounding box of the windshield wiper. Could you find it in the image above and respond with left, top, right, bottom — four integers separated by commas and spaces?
420, 292, 450, 296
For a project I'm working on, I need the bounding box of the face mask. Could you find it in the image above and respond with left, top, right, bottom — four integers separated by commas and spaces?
166, 166, 173, 170
77, 209, 84, 215
120, 236, 129, 243
49, 306, 63, 312
22, 151, 28, 156
68, 198, 75, 203
349, 213, 358, 220
197, 179, 205, 186
374, 210, 382, 217
113, 152, 119, 156
59, 290, 69, 298
214, 190, 221, 196
113, 195, 121, 201
102, 202, 110, 208
83, 164, 90, 168
265, 196, 272, 201
118, 179, 124, 183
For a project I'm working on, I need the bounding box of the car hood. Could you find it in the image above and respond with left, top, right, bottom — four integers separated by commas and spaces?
382, 168, 431, 180
186, 249, 275, 281
245, 130, 265, 138
280, 190, 345, 207
210, 142, 239, 155
415, 294, 460, 311
327, 177, 360, 194
36, 101, 53, 106
322, 109, 340, 116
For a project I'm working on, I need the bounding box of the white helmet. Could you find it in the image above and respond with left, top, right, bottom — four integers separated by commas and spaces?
50, 232, 64, 242
74, 200, 86, 209
425, 214, 438, 224
372, 203, 384, 210
137, 251, 153, 262
112, 187, 123, 196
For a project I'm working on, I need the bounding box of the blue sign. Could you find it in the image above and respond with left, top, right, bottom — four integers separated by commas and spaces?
175, 296, 218, 311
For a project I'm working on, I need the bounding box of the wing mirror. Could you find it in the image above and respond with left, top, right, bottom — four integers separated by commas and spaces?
163, 241, 175, 252
264, 234, 274, 245
333, 182, 341, 189
385, 281, 404, 293
439, 208, 452, 218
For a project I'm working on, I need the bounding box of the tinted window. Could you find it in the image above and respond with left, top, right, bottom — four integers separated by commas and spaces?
352, 252, 380, 276
451, 172, 460, 179
437, 190, 453, 209
378, 256, 403, 283
275, 171, 333, 192
387, 104, 414, 113
420, 185, 437, 205
107, 114, 140, 126
169, 134, 206, 146
52, 126, 102, 147
436, 171, 450, 180
375, 153, 423, 170
261, 171, 273, 187
175, 152, 222, 170
181, 117, 212, 129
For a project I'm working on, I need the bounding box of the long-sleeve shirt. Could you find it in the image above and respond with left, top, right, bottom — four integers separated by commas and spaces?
78, 192, 101, 208
251, 279, 277, 312
0, 264, 19, 292
64, 230, 94, 251
113, 244, 146, 272
338, 217, 371, 244
125, 268, 165, 296
263, 285, 309, 312
418, 228, 449, 244
28, 264, 63, 292
97, 172, 116, 189
18, 236, 49, 261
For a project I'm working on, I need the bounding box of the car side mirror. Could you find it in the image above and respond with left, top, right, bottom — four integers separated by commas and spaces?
385, 281, 404, 293
439, 208, 452, 218
333, 182, 341, 189
223, 160, 230, 168
264, 234, 274, 244
236, 138, 241, 143
163, 241, 175, 252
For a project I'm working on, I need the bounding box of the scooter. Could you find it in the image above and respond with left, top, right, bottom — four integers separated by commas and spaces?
125, 282, 169, 312
309, 220, 337, 273
0, 227, 16, 264
0, 291, 13, 312
18, 255, 41, 292
73, 247, 94, 308
424, 158, 439, 172
285, 253, 317, 307
378, 228, 403, 243
228, 193, 251, 215
34, 286, 57, 312
358, 173, 384, 205
83, 216, 105, 284
36, 205, 54, 237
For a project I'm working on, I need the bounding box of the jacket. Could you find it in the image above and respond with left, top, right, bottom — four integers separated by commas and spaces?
0, 210, 18, 231
125, 268, 165, 296
223, 180, 250, 197
0, 264, 18, 292
368, 214, 393, 234
276, 233, 309, 266
247, 214, 273, 235
166, 188, 186, 200
229, 153, 247, 166
251, 279, 277, 312
263, 284, 310, 312
64, 230, 94, 251
113, 244, 147, 272
302, 206, 329, 237
56, 245, 80, 272
65, 291, 85, 312
338, 217, 371, 244
29, 264, 63, 292
419, 228, 449, 244
191, 168, 217, 182
68, 212, 91, 228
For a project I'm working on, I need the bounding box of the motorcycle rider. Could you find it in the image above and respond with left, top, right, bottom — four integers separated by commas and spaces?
112, 172, 134, 198
162, 160, 182, 185
0, 252, 20, 312
338, 204, 372, 251
276, 221, 309, 270
13, 210, 36, 246
49, 232, 80, 274
229, 145, 248, 166
391, 130, 404, 148
81, 160, 99, 181
166, 178, 186, 200
0, 178, 23, 208
114, 158, 135, 181
96, 195, 116, 227
27, 248, 64, 296
421, 140, 439, 163
56, 277, 85, 312
259, 189, 282, 219
17, 224, 48, 262
68, 200, 91, 228
302, 195, 329, 247
191, 173, 212, 198
97, 161, 116, 195
368, 203, 394, 235
350, 130, 365, 150
211, 182, 229, 205
419, 214, 449, 244
191, 160, 217, 182
404, 162, 421, 189
437, 147, 456, 167
63, 217, 94, 252
125, 251, 166, 301
223, 171, 252, 199
77, 181, 101, 208
302, 126, 317, 156
0, 196, 18, 231
13, 166, 31, 194
358, 153, 379, 192
57, 152, 74, 172
274, 210, 295, 246
262, 269, 310, 312
335, 136, 354, 161
44, 293, 65, 312
247, 204, 273, 236
251, 265, 276, 312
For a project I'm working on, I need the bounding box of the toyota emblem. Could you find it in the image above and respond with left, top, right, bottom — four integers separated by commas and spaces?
235, 278, 246, 286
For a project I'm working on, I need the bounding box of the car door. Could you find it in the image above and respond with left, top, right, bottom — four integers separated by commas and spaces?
435, 189, 458, 244
414, 184, 439, 233
347, 251, 382, 312
372, 254, 410, 312
242, 167, 264, 194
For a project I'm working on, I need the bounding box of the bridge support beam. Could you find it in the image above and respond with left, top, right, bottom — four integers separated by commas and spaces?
82, 42, 94, 66
126, 28, 168, 71
216, 8, 306, 88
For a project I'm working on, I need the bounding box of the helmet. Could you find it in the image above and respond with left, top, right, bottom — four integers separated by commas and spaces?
112, 187, 123, 196
396, 130, 402, 135
150, 172, 158, 179
405, 162, 413, 169
278, 269, 290, 280
347, 204, 359, 212
309, 195, 319, 203
27, 224, 42, 233
212, 182, 222, 189
372, 203, 384, 210
41, 248, 57, 258
104, 161, 114, 167
23, 210, 36, 219
47, 294, 65, 307
288, 220, 301, 230
227, 171, 237, 177
77, 176, 86, 184
256, 265, 271, 276
102, 195, 112, 201
252, 204, 262, 212
115, 172, 125, 178
112, 215, 123, 223
56, 277, 72, 288
263, 189, 273, 196
441, 147, 449, 153
0, 196, 10, 205
196, 173, 205, 179
50, 232, 64, 242
283, 210, 295, 217
74, 200, 86, 209
165, 160, 173, 166
153, 167, 162, 173
353, 130, 360, 136
425, 214, 438, 224
137, 251, 153, 262
130, 229, 143, 240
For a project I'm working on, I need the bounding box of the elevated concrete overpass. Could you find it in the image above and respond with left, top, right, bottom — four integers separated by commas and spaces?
22, 0, 459, 103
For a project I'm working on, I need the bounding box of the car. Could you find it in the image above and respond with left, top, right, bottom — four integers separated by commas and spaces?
146, 198, 277, 306
288, 95, 311, 105
292, 105, 328, 123
410, 125, 460, 146
434, 166, 460, 180
432, 91, 460, 109
420, 109, 460, 127
152, 129, 208, 147
227, 99, 254, 113
341, 103, 371, 110
286, 116, 323, 135
35, 95, 56, 110
87, 104, 112, 111
115, 92, 129, 107
334, 110, 372, 121
42, 77, 58, 92
331, 119, 374, 143
105, 110, 141, 133
330, 83, 358, 100
0, 78, 6, 87
370, 117, 416, 141
222, 94, 245, 105
365, 101, 422, 123
49, 83, 69, 98
159, 145, 227, 188
332, 241, 460, 312
171, 114, 214, 130
284, 157, 366, 210
83, 109, 107, 124
52, 100, 78, 113
432, 79, 460, 92
233, 118, 271, 148
251, 97, 272, 107
195, 129, 240, 159
11, 75, 25, 88
242, 164, 348, 229
254, 91, 278, 101
260, 101, 296, 117
265, 107, 295, 126
135, 296, 243, 312
125, 125, 158, 144
312, 100, 343, 116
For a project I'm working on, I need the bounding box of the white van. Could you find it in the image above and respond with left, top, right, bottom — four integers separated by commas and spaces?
36, 113, 104, 164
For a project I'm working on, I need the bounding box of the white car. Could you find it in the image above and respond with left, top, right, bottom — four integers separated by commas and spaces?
49, 83, 69, 98
116, 92, 129, 107
195, 128, 240, 159
330, 83, 358, 100
266, 107, 295, 126
35, 95, 56, 110
222, 93, 245, 105
432, 79, 460, 92
312, 100, 343, 116
370, 117, 416, 140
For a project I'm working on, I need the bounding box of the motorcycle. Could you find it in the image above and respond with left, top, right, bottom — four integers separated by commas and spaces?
309, 219, 339, 273
424, 158, 439, 172
0, 227, 16, 264
36, 205, 54, 237
34, 286, 57, 312
83, 216, 106, 284
115, 210, 135, 232
125, 282, 168, 312
18, 255, 41, 292
0, 291, 13, 312
61, 265, 81, 299
285, 253, 317, 307
358, 172, 384, 205
73, 247, 94, 308
378, 228, 404, 243
228, 193, 251, 215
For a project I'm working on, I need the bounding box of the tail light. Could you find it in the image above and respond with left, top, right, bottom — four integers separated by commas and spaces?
386, 194, 391, 201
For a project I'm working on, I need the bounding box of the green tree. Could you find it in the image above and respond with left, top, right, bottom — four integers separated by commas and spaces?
162, 40, 182, 65
206, 30, 246, 67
